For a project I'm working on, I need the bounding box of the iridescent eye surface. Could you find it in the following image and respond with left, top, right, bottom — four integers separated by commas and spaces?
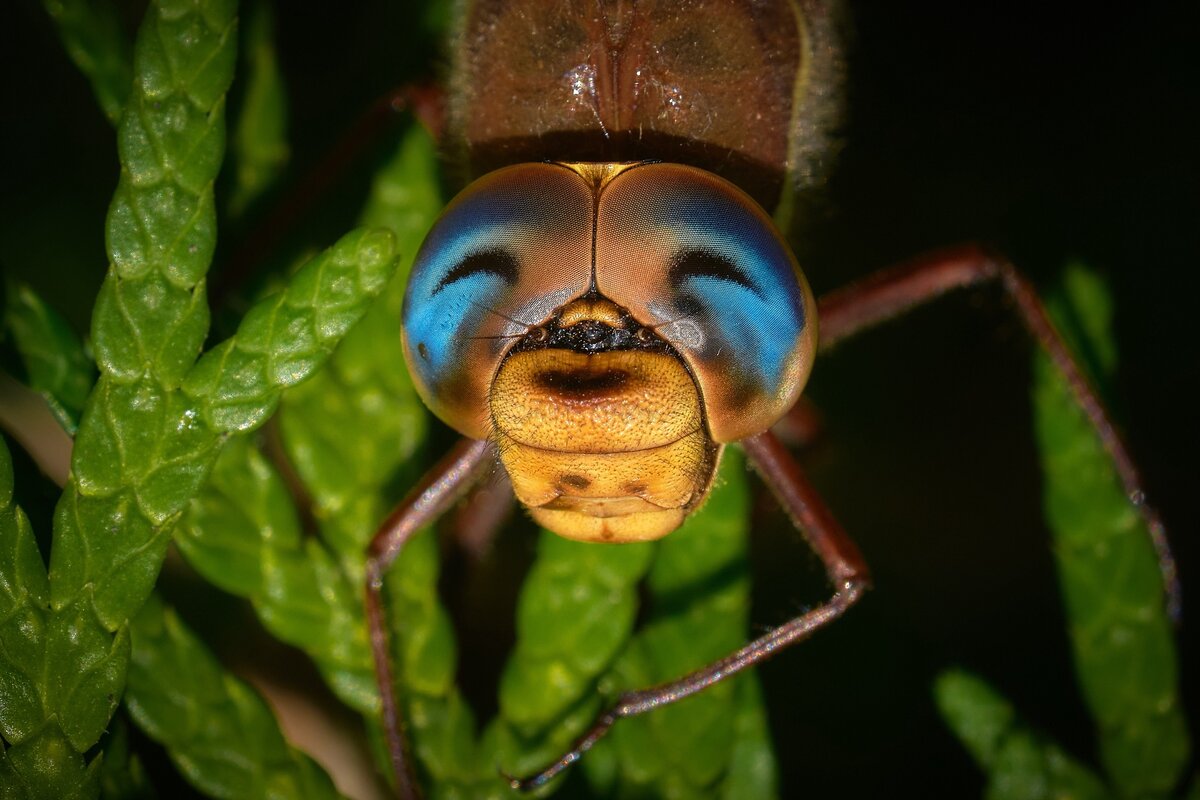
594, 163, 817, 442
402, 161, 817, 443
402, 164, 593, 438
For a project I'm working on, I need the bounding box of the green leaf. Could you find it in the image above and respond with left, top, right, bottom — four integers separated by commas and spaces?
0, 437, 107, 800
941, 264, 1188, 798
1033, 264, 1189, 796
8, 2, 405, 792
0, 727, 100, 800
935, 670, 1111, 800
97, 715, 157, 800
279, 123, 439, 564
55, 223, 398, 627
585, 449, 779, 798
271, 124, 463, 786
48, 0, 239, 660
183, 227, 398, 433
4, 3, 241, 791
175, 435, 377, 712
385, 527, 481, 791
0, 437, 46, 726
2, 281, 96, 433
227, 0, 289, 216
42, 0, 133, 125
125, 595, 343, 800
722, 677, 779, 800
26, 223, 396, 786
174, 121, 444, 782
480, 531, 654, 790
498, 534, 654, 738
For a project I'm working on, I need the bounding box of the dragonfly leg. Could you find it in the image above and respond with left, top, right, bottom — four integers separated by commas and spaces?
448, 469, 515, 560
508, 429, 869, 791
816, 243, 1180, 619
364, 437, 495, 800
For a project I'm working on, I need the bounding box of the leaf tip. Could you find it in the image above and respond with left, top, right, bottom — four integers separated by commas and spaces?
934, 668, 1014, 769
355, 228, 399, 288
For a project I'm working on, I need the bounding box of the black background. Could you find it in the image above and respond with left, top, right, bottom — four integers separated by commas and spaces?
1, 1, 1196, 797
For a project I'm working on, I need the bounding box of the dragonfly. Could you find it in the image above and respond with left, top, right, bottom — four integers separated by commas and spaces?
1, 1, 1187, 798
351, 1, 1181, 798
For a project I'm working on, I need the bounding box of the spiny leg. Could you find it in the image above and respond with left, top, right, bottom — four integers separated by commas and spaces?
448, 468, 515, 560
816, 243, 1180, 619
364, 437, 494, 800
508, 429, 870, 791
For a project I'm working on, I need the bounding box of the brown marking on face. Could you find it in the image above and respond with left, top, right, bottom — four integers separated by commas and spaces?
534, 367, 630, 398
560, 473, 591, 490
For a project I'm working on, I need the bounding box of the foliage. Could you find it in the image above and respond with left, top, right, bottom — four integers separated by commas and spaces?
2, 0, 397, 797
126, 595, 343, 799
936, 264, 1191, 799
3, 280, 95, 432
0, 2, 1189, 799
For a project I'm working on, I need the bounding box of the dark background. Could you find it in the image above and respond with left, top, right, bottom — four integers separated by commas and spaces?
1, 1, 1197, 797
761, 3, 1199, 796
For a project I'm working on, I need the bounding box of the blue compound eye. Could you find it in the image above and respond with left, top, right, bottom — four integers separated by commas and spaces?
594, 163, 817, 442
402, 163, 593, 438
403, 161, 816, 444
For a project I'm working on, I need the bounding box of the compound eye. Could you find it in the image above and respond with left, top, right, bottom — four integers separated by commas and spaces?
402, 164, 594, 438
668, 249, 758, 294
432, 248, 520, 295
594, 163, 818, 442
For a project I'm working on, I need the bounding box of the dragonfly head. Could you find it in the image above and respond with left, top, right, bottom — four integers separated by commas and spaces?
402, 162, 818, 542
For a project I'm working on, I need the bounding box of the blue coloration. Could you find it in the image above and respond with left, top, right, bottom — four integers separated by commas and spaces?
403, 194, 532, 391
660, 191, 805, 391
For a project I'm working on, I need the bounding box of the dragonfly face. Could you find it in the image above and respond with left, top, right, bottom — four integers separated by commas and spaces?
402, 161, 817, 541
